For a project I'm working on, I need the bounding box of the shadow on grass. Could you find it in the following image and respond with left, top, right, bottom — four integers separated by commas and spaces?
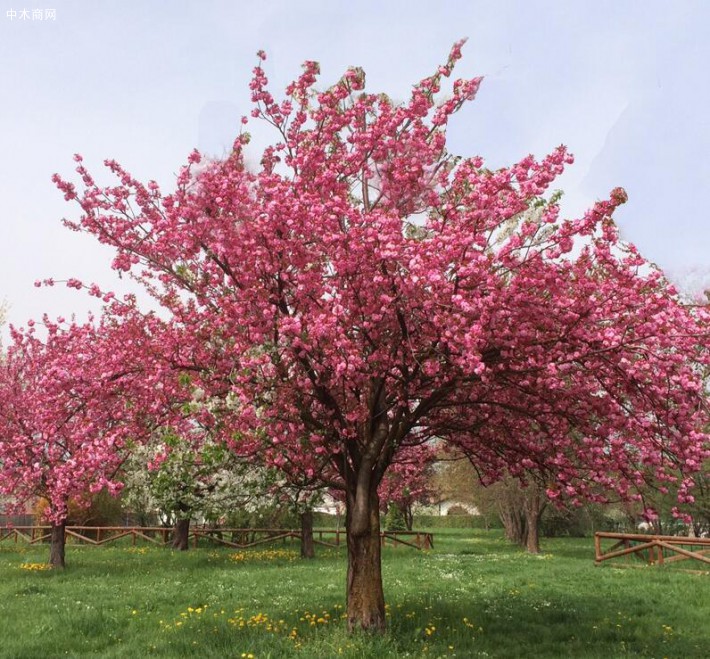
386, 586, 708, 658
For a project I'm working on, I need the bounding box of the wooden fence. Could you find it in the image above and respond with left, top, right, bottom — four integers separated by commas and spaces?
594, 531, 710, 572
0, 526, 433, 551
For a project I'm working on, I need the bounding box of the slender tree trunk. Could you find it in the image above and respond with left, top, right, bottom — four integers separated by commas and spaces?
346, 484, 386, 632
300, 509, 315, 559
498, 500, 527, 547
49, 522, 66, 569
172, 518, 190, 551
402, 503, 413, 531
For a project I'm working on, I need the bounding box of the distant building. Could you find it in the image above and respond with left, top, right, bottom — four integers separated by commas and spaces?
312, 493, 344, 516
414, 499, 479, 516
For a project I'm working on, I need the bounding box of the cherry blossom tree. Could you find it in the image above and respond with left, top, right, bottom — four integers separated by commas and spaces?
53, 42, 709, 629
378, 444, 437, 531
0, 308, 182, 567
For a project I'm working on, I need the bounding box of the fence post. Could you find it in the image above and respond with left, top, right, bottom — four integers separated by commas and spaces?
594, 534, 601, 562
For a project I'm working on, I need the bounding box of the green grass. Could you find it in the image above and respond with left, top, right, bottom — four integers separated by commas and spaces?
0, 530, 708, 658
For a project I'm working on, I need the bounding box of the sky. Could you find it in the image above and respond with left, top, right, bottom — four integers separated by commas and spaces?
1, 0, 709, 336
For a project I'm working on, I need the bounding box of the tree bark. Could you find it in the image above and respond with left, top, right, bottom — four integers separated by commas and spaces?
346, 485, 386, 633
523, 506, 540, 553
172, 518, 190, 551
498, 499, 527, 546
49, 522, 66, 569
402, 503, 413, 531
523, 490, 544, 554
300, 509, 315, 559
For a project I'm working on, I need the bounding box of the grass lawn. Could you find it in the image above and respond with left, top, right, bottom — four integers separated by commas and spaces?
0, 529, 707, 658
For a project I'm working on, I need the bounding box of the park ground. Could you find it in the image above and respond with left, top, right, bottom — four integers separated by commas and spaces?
0, 529, 708, 658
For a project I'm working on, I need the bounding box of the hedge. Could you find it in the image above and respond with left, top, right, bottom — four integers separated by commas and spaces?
412, 514, 502, 529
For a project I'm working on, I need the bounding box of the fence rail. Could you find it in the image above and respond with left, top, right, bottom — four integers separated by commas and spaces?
594, 531, 710, 571
0, 526, 433, 551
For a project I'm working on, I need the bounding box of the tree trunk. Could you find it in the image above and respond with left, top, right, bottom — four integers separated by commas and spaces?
498, 500, 527, 546
49, 522, 66, 568
172, 518, 190, 551
524, 508, 540, 554
523, 491, 544, 554
300, 509, 315, 559
346, 485, 386, 632
402, 503, 413, 531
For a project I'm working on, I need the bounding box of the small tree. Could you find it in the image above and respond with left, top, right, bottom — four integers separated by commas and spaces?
271, 485, 324, 559
379, 444, 437, 531
0, 313, 171, 567
433, 454, 545, 550
121, 432, 268, 550
492, 478, 546, 553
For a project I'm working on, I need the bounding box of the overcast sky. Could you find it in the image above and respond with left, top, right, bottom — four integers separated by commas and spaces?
1, 0, 709, 336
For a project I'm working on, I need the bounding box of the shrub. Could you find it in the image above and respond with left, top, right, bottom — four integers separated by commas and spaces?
446, 504, 470, 516
384, 505, 408, 531
540, 504, 624, 538
34, 489, 125, 527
